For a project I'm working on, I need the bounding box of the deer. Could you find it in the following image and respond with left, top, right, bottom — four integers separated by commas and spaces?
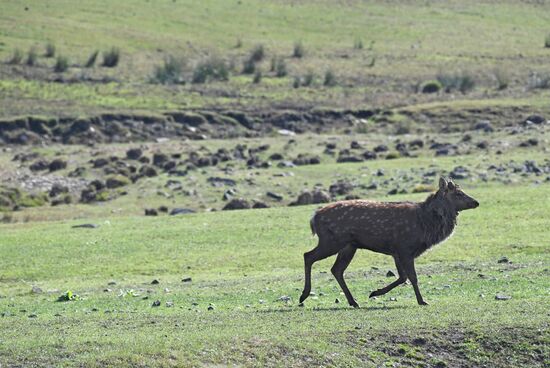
299, 177, 479, 308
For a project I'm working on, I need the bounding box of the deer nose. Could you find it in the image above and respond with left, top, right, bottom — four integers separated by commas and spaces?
472, 200, 479, 208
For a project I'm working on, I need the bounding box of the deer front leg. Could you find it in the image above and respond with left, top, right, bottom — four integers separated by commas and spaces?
369, 256, 407, 298
401, 255, 428, 305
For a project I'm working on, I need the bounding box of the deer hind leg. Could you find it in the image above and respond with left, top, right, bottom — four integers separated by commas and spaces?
299, 239, 340, 304
401, 256, 428, 305
331, 245, 359, 308
369, 256, 407, 299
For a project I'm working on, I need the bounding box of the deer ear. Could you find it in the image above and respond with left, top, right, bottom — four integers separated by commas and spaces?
448, 181, 456, 191
439, 177, 448, 190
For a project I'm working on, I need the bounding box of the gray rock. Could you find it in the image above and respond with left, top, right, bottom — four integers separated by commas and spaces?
170, 208, 195, 215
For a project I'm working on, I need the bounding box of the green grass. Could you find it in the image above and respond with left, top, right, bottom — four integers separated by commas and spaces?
0, 184, 548, 366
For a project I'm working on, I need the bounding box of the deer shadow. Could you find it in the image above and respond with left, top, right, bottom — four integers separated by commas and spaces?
256, 304, 409, 314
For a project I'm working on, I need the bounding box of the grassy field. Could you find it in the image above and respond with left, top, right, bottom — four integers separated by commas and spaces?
0, 184, 548, 367
1, 0, 550, 117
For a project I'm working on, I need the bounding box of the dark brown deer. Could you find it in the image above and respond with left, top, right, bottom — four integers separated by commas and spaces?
299, 177, 479, 308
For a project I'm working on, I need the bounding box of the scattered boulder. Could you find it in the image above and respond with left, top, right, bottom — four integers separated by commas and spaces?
139, 165, 158, 177
473, 120, 494, 132
449, 166, 469, 180
106, 176, 130, 189
126, 148, 143, 160
48, 159, 67, 172
207, 177, 236, 187
362, 151, 377, 160
145, 209, 158, 216
373, 144, 389, 153
170, 208, 195, 215
222, 198, 251, 210
329, 180, 354, 196
92, 158, 109, 168
49, 184, 68, 198
522, 115, 546, 125
266, 192, 284, 201
519, 138, 538, 147
289, 189, 331, 206
29, 160, 49, 171
153, 153, 169, 167
252, 201, 269, 209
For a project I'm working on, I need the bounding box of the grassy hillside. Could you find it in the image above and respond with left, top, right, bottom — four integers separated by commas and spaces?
1, 0, 550, 117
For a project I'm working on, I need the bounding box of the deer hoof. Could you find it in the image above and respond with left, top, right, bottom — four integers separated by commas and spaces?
350, 301, 360, 309
418, 300, 429, 306
368, 290, 380, 298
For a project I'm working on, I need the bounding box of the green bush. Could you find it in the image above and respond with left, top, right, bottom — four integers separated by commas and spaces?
302, 71, 315, 86
192, 56, 229, 83
26, 47, 37, 66
45, 42, 56, 58
249, 44, 265, 63
436, 71, 476, 93
85, 50, 99, 68
420, 80, 442, 93
242, 57, 256, 74
275, 57, 287, 77
293, 76, 301, 88
253, 69, 262, 84
54, 55, 69, 72
152, 56, 184, 84
293, 41, 304, 58
353, 38, 364, 50
323, 69, 337, 86
102, 47, 120, 67
7, 49, 23, 64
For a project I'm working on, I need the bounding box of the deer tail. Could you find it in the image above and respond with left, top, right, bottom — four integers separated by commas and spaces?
310, 211, 318, 236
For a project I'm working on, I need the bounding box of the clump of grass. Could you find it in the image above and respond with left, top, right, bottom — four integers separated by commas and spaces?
54, 55, 69, 72
302, 71, 315, 86
274, 57, 287, 77
242, 58, 256, 74
367, 56, 376, 68
152, 56, 185, 84
420, 80, 442, 93
353, 38, 364, 50
493, 68, 509, 90
293, 76, 301, 88
44, 42, 56, 57
85, 50, 99, 68
436, 71, 476, 93
527, 72, 550, 90
545, 33, 550, 48
323, 69, 337, 86
7, 48, 23, 64
102, 47, 120, 67
192, 56, 229, 84
235, 38, 242, 49
26, 47, 37, 66
249, 44, 265, 63
293, 41, 304, 58
253, 69, 262, 84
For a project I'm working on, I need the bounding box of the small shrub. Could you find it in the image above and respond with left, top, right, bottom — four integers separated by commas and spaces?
367, 56, 376, 68
527, 72, 550, 90
0, 212, 13, 224
54, 55, 69, 72
7, 48, 23, 64
57, 290, 80, 302
26, 47, 37, 66
354, 38, 364, 50
253, 69, 262, 84
85, 50, 99, 68
493, 68, 509, 90
242, 57, 256, 74
421, 80, 442, 93
293, 41, 304, 58
275, 57, 287, 77
436, 71, 475, 93
545, 33, 550, 48
45, 42, 56, 57
323, 69, 337, 86
235, 38, 242, 48
293, 76, 301, 88
303, 71, 315, 86
102, 47, 120, 67
192, 56, 229, 84
152, 56, 184, 84
249, 44, 265, 63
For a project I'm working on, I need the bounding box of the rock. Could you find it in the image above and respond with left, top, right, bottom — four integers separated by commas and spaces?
266, 191, 283, 201
386, 270, 396, 277
29, 160, 49, 171
277, 161, 296, 168
48, 159, 67, 172
152, 300, 161, 307
350, 141, 363, 149
207, 304, 215, 311
71, 223, 98, 229
222, 198, 251, 210
166, 301, 174, 307
139, 165, 158, 177
329, 180, 354, 196
92, 158, 109, 168
523, 115, 546, 125
252, 201, 269, 209
335, 298, 340, 304
289, 189, 331, 206
412, 337, 427, 346
495, 294, 511, 301
151, 279, 160, 285
497, 256, 510, 264
278, 295, 291, 302
126, 148, 143, 160
49, 184, 68, 198
362, 151, 377, 160
28, 314, 37, 318
106, 176, 129, 189
473, 120, 494, 132
373, 144, 389, 153
80, 188, 97, 203
269, 153, 284, 160
476, 141, 489, 149
145, 208, 158, 216
158, 206, 168, 213
337, 155, 364, 163
387, 188, 398, 195
519, 138, 538, 147
409, 139, 424, 149
153, 153, 169, 167
449, 166, 469, 180
170, 208, 195, 216
31, 286, 43, 294
207, 177, 236, 187
182, 277, 192, 283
